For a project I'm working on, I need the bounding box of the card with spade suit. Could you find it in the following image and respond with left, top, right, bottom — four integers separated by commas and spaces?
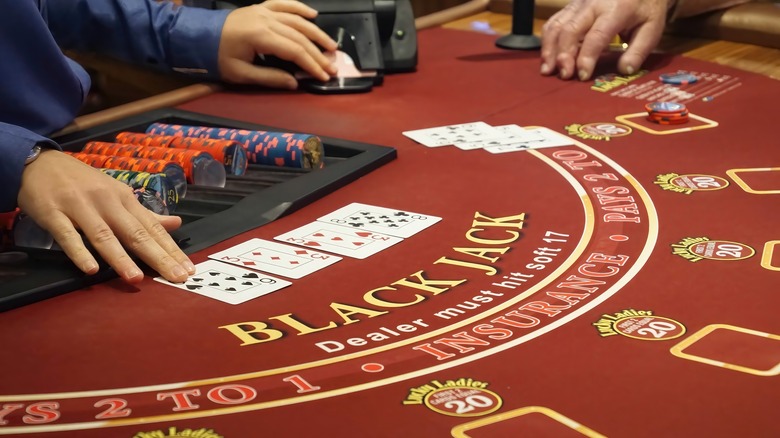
274, 222, 402, 259
316, 203, 441, 238
154, 260, 291, 304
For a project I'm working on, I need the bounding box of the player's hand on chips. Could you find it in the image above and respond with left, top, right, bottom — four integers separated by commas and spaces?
17, 151, 195, 284
218, 0, 338, 89
540, 0, 673, 81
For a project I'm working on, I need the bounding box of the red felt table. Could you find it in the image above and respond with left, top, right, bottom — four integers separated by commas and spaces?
1, 28, 778, 438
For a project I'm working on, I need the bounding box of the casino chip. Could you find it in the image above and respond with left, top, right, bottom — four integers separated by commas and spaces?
659, 72, 698, 85
645, 101, 690, 125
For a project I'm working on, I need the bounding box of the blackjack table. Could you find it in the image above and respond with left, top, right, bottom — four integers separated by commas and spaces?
1, 6, 779, 438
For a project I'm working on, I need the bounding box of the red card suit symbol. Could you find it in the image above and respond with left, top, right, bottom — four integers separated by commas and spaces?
305, 241, 321, 246
313, 233, 325, 237
356, 232, 372, 237
331, 237, 343, 241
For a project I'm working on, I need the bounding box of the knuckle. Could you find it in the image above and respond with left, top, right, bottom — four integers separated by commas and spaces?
126, 227, 153, 248
92, 225, 117, 244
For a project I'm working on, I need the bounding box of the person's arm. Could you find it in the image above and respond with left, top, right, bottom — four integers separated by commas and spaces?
1, 1, 195, 284
45, 0, 337, 89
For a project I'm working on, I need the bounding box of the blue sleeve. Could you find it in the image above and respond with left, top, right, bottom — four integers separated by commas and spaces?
0, 125, 61, 213
46, 0, 231, 80
0, 1, 77, 213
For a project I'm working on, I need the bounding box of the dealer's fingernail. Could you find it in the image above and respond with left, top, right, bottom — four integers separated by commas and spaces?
626, 65, 635, 75
183, 260, 196, 275
540, 63, 551, 75
125, 267, 143, 281
83, 260, 99, 274
560, 68, 568, 79
578, 69, 589, 81
171, 265, 188, 279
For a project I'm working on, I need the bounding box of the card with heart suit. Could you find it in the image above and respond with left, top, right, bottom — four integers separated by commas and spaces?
402, 122, 504, 147
317, 203, 441, 238
208, 238, 342, 279
274, 222, 402, 259
154, 260, 291, 305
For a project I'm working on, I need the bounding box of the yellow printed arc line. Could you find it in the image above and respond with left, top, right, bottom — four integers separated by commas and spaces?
0, 138, 662, 435
670, 324, 780, 376
451, 406, 607, 438
726, 167, 780, 194
761, 241, 780, 271
615, 112, 718, 135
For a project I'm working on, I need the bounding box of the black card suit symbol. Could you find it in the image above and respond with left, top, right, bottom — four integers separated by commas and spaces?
225, 287, 237, 291
192, 277, 204, 282
349, 222, 364, 228
394, 212, 410, 217
186, 284, 203, 290
243, 272, 259, 279
209, 272, 221, 276
209, 282, 220, 287
225, 276, 237, 281
242, 282, 254, 286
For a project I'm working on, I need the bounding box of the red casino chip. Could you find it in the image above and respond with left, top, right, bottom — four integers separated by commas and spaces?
645, 101, 687, 114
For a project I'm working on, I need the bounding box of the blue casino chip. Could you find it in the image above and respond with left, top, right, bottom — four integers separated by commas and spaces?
659, 72, 699, 85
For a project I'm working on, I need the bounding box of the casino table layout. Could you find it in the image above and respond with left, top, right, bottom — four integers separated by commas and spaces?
1, 26, 779, 438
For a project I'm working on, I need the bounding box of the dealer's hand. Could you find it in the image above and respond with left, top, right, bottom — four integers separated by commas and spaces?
218, 0, 339, 89
540, 0, 673, 81
17, 151, 194, 284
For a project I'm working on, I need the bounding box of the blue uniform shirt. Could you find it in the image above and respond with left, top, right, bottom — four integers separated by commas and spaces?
0, 0, 229, 212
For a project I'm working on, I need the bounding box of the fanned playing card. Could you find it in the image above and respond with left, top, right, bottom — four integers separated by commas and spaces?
317, 203, 441, 238
274, 222, 402, 259
402, 122, 504, 147
484, 127, 574, 153
154, 260, 291, 305
209, 238, 341, 279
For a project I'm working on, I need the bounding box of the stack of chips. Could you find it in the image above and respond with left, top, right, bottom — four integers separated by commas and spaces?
145, 123, 325, 169
645, 101, 690, 125
82, 141, 226, 188
114, 132, 249, 177
659, 72, 699, 85
66, 152, 189, 199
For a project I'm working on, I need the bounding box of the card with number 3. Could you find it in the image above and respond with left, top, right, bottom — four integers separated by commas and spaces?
209, 238, 341, 279
274, 222, 402, 259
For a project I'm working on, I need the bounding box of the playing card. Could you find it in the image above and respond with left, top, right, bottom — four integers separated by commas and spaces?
453, 124, 546, 150
154, 260, 291, 305
317, 203, 441, 238
275, 222, 402, 259
209, 238, 341, 279
484, 127, 574, 153
402, 122, 504, 147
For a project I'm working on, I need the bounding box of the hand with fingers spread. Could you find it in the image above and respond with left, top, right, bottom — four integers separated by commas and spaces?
218, 0, 338, 89
17, 151, 195, 284
540, 0, 673, 81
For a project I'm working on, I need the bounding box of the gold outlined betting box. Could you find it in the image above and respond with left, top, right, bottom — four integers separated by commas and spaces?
451, 406, 606, 438
671, 324, 780, 376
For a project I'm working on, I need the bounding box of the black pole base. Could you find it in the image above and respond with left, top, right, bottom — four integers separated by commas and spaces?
496, 33, 541, 50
